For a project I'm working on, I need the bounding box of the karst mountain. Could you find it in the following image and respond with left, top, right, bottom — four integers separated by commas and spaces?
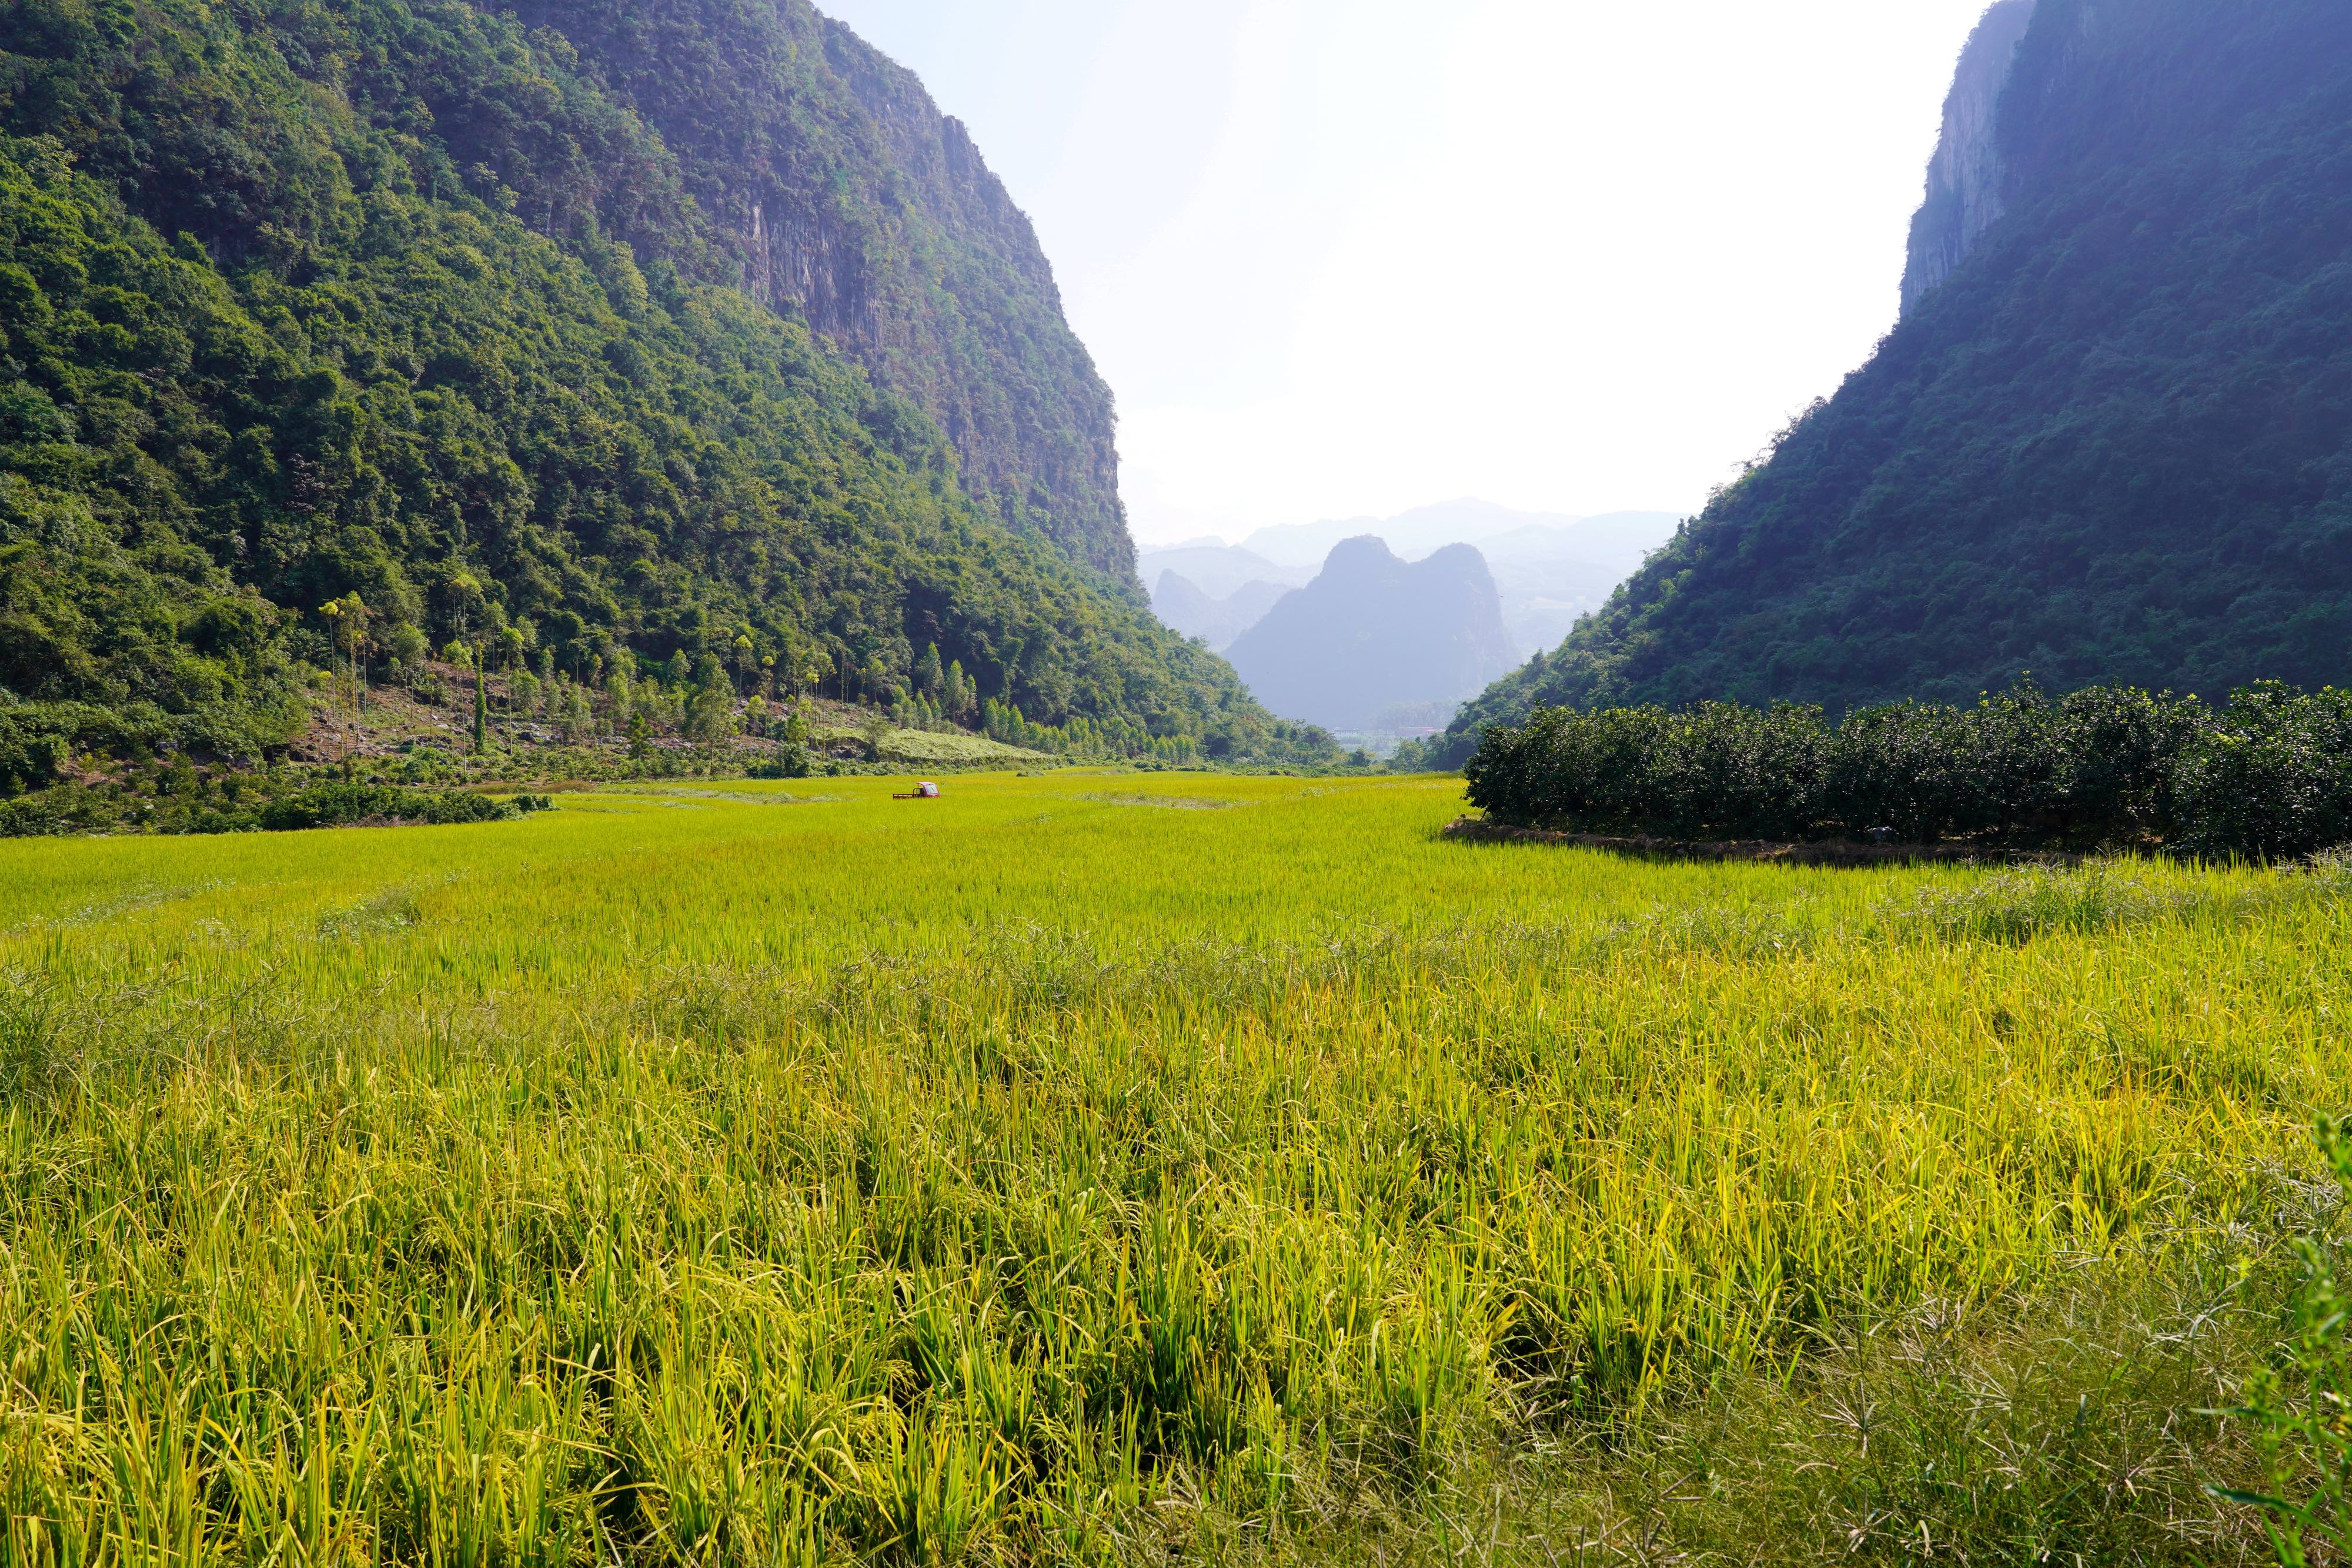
0, 0, 1330, 765
1442, 0, 2352, 761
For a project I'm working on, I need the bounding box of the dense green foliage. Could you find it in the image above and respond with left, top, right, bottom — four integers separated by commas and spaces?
499, 0, 1137, 581
250, 780, 515, 830
0, 698, 299, 795
0, 0, 1311, 772
1444, 0, 2352, 756
0, 762, 530, 835
0, 775, 2338, 1562
1466, 680, 2352, 858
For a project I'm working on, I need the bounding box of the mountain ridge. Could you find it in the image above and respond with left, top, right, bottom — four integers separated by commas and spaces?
0, 0, 1328, 769
1438, 0, 2352, 763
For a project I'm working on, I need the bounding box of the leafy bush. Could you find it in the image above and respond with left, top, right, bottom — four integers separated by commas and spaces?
255, 785, 510, 832
1828, 691, 2059, 843
1651, 701, 1833, 841
750, 745, 813, 780
2, 778, 517, 837
1466, 680, 2352, 858
0, 707, 69, 795
2175, 684, 2352, 860
0, 699, 302, 795
0, 787, 113, 837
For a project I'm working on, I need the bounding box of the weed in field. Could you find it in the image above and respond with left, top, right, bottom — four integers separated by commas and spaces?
0, 968, 62, 1101
316, 887, 425, 940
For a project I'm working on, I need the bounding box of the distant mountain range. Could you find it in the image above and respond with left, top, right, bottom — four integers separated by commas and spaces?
1151, 574, 1293, 651
1142, 545, 1309, 606
1143, 504, 1681, 658
1222, 539, 1519, 734
1237, 500, 1583, 569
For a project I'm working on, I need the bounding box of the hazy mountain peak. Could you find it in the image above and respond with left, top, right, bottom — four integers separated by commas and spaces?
1240, 500, 1586, 569
1224, 539, 1517, 733
1319, 535, 1404, 582
1145, 507, 1681, 661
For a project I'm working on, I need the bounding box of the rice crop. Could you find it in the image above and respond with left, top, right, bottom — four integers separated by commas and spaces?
0, 773, 2343, 1564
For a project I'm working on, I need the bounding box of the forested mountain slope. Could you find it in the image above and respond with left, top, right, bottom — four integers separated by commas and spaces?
0, 0, 1308, 764
500, 0, 1135, 583
1441, 0, 2352, 761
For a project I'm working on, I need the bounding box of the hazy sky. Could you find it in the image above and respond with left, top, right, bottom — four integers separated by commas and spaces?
818, 1, 2000, 545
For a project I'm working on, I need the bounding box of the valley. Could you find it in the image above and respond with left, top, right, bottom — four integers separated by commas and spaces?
5, 0, 2352, 1561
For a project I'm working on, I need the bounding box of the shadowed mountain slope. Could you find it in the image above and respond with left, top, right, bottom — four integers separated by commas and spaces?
1441, 0, 2352, 763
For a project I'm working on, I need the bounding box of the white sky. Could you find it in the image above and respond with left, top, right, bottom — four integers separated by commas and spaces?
817, 1, 2000, 546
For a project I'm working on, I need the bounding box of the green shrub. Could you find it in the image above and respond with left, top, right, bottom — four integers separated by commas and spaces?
2175, 684, 2352, 861
750, 744, 813, 780
255, 785, 509, 832
0, 698, 302, 798
0, 708, 69, 795
1651, 701, 1832, 840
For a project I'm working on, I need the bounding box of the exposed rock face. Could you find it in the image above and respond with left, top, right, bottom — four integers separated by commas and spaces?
1439, 0, 2352, 754
504, 0, 1137, 587
1902, 0, 2040, 315
1224, 539, 1519, 733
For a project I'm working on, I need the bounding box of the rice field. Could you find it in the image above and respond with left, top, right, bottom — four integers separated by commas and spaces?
1, 772, 2345, 1564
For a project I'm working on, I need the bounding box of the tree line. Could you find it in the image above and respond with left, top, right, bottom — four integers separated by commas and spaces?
1465, 681, 2352, 859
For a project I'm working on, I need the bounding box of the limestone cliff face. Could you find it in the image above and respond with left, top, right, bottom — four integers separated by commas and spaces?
504, 0, 1138, 589
1902, 0, 2040, 315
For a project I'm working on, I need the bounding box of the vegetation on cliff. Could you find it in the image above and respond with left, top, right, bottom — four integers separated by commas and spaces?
1442, 0, 2352, 760
0, 0, 1315, 782
501, 0, 1138, 581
